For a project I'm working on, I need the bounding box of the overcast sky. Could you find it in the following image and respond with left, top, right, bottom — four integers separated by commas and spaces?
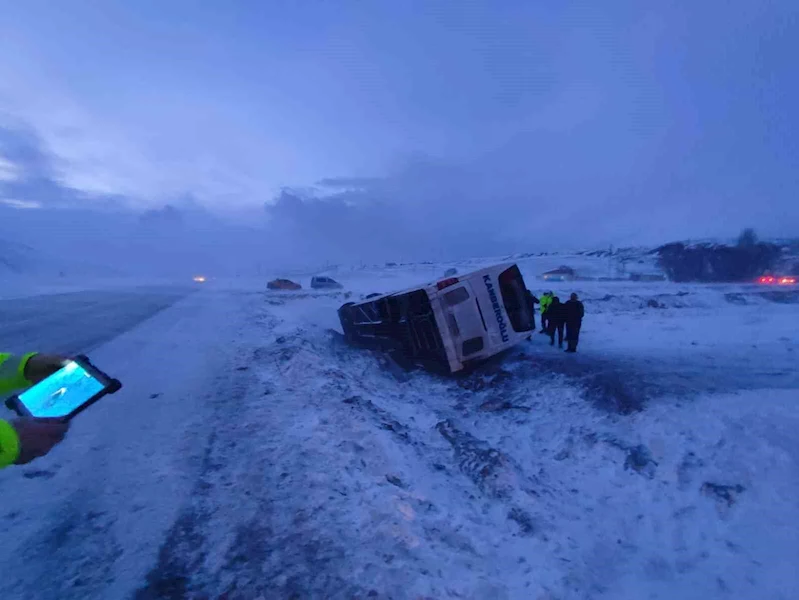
1, 0, 797, 264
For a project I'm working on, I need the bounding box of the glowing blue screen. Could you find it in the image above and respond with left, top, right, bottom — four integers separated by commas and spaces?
18, 361, 105, 418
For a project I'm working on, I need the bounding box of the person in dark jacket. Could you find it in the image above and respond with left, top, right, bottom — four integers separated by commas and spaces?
546, 296, 565, 348
564, 292, 585, 353
525, 289, 539, 331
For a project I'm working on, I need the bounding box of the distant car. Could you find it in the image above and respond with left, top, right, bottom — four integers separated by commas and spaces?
541, 266, 576, 282
193, 275, 207, 283
444, 268, 458, 277
268, 278, 302, 291
311, 276, 343, 290
758, 275, 797, 285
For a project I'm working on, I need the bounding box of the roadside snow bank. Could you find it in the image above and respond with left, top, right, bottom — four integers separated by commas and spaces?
144, 290, 798, 599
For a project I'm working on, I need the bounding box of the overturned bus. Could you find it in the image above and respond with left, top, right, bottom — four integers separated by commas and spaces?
337, 263, 534, 374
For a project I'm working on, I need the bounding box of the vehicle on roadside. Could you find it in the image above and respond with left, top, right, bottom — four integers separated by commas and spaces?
268, 278, 302, 291
338, 263, 534, 374
758, 275, 797, 285
311, 276, 343, 290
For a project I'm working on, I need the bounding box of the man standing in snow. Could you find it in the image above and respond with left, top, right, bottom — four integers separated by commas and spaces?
539, 291, 553, 333
564, 293, 585, 353
547, 296, 565, 348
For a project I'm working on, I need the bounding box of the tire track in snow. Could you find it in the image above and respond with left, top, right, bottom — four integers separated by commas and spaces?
322, 330, 570, 596
2, 491, 124, 597
134, 311, 524, 598
125, 297, 740, 598
136, 308, 376, 599
321, 328, 698, 598
217, 292, 799, 598
135, 332, 267, 599
134, 430, 223, 600
171, 316, 657, 598
0, 289, 242, 600
131, 295, 747, 598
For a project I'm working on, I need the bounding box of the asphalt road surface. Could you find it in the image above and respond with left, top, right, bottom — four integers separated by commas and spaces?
0, 287, 194, 356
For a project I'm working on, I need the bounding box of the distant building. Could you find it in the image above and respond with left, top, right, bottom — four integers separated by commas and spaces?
541, 266, 576, 281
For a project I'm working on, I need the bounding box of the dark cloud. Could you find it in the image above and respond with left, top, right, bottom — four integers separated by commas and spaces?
265, 164, 533, 265
0, 123, 129, 209
0, 124, 272, 277
0, 124, 77, 207
262, 1, 799, 262
0, 125, 53, 174
265, 110, 799, 264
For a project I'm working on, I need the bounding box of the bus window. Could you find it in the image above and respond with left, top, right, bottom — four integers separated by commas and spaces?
444, 287, 470, 306
498, 265, 534, 333
462, 336, 484, 356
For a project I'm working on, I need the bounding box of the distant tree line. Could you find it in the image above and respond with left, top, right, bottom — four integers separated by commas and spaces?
656, 229, 782, 282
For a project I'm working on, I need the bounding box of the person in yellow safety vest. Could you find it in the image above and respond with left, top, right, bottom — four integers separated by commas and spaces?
539, 291, 554, 334
0, 352, 70, 469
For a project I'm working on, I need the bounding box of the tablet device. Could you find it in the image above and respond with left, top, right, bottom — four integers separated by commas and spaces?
5, 355, 122, 420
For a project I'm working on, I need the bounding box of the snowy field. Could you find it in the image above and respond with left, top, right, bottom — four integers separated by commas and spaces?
1, 263, 798, 600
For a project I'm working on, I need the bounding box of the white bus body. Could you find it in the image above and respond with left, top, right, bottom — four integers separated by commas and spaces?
338, 263, 534, 374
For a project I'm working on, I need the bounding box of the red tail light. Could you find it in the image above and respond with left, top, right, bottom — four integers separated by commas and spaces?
437, 277, 459, 290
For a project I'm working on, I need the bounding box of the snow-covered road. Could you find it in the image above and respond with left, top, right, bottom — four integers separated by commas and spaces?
1, 280, 797, 599
1, 286, 257, 599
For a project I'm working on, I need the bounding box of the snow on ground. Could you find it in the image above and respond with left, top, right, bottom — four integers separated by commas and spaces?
0, 266, 798, 599
0, 286, 262, 598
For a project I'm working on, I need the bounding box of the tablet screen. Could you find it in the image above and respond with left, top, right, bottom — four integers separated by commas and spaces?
17, 360, 105, 418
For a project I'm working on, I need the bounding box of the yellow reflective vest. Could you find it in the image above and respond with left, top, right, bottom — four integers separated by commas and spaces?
0, 352, 37, 468
540, 294, 553, 314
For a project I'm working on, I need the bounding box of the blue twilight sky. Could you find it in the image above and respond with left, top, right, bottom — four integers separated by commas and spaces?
0, 0, 797, 262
